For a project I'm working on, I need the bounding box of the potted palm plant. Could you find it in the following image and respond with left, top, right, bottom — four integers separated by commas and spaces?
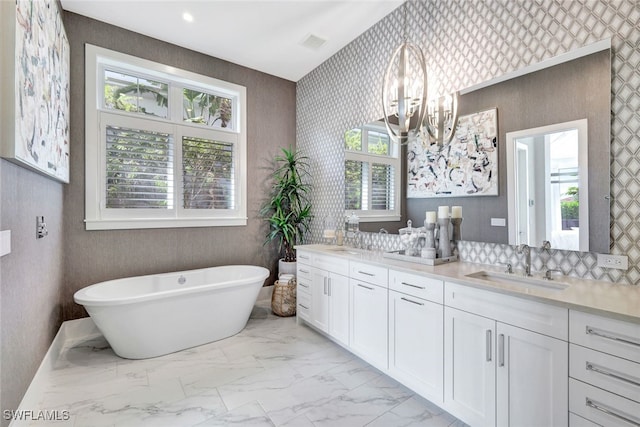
261, 147, 312, 275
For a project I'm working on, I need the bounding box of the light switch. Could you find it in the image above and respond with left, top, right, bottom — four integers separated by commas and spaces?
0, 230, 11, 257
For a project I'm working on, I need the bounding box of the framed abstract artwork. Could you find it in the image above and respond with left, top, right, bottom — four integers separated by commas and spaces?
407, 108, 498, 198
1, 0, 70, 183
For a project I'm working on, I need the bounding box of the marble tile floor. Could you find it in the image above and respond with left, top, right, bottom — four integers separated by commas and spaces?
19, 301, 467, 427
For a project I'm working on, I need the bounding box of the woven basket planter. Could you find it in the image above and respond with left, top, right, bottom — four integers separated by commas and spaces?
271, 277, 297, 317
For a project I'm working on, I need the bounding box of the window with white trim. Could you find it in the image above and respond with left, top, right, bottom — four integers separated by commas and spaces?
85, 45, 247, 230
344, 123, 400, 222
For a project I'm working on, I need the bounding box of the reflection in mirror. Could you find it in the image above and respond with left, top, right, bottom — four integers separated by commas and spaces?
507, 119, 588, 251
344, 122, 401, 222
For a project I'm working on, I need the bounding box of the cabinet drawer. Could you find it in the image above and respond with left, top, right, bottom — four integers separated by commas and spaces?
350, 261, 388, 288
297, 264, 313, 281
445, 282, 568, 340
389, 269, 443, 304
570, 310, 640, 362
297, 277, 311, 296
297, 251, 313, 266
570, 344, 640, 403
570, 378, 640, 427
297, 292, 311, 322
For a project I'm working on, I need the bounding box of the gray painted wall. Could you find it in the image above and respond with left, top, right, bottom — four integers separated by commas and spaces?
61, 12, 296, 321
0, 161, 65, 424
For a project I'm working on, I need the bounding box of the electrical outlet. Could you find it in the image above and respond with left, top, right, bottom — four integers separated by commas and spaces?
597, 254, 628, 270
491, 218, 506, 227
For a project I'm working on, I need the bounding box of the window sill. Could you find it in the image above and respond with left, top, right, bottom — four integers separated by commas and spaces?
85, 217, 248, 230
358, 214, 401, 223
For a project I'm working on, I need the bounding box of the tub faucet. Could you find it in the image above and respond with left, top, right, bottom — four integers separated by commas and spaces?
178, 275, 186, 285
516, 244, 532, 276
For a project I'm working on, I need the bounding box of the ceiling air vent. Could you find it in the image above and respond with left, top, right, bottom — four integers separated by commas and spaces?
301, 34, 327, 50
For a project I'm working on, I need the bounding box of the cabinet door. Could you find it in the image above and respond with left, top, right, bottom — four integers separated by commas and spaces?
350, 279, 388, 371
496, 322, 568, 427
444, 307, 496, 427
389, 290, 443, 404
310, 268, 329, 333
328, 273, 349, 346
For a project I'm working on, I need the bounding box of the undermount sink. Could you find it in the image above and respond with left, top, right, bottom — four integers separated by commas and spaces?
465, 270, 569, 291
326, 247, 363, 256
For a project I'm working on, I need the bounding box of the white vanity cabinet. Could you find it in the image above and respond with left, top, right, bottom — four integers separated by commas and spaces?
349, 261, 388, 372
444, 282, 569, 427
297, 251, 350, 346
388, 270, 444, 404
568, 310, 640, 427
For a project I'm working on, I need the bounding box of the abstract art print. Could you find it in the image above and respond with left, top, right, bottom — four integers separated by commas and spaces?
2, 0, 70, 183
408, 108, 498, 198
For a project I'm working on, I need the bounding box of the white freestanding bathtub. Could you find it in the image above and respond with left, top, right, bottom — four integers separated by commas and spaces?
74, 265, 269, 359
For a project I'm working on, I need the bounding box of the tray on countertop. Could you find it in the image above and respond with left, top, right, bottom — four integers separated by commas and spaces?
382, 250, 458, 266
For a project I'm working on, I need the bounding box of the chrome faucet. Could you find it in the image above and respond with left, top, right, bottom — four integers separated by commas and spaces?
516, 244, 532, 276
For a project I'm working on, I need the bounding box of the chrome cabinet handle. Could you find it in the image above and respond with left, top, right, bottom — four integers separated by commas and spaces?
586, 362, 640, 387
328, 278, 332, 297
585, 398, 640, 426
299, 269, 310, 274
299, 303, 309, 310
486, 330, 492, 362
401, 282, 425, 290
586, 326, 640, 348
401, 297, 424, 306
357, 284, 374, 291
323, 277, 327, 295
358, 270, 375, 277
298, 282, 309, 288
299, 254, 310, 260
498, 334, 505, 367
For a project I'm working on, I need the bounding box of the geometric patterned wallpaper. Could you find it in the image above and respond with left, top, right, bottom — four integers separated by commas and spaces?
297, 0, 640, 285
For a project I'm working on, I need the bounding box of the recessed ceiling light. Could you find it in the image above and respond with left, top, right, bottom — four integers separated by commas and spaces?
182, 12, 194, 23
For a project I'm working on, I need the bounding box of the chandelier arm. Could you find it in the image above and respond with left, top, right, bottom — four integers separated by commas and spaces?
443, 91, 460, 145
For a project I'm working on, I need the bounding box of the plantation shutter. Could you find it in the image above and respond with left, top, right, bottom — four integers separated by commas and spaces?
345, 160, 367, 210
105, 125, 173, 209
182, 136, 234, 209
371, 163, 394, 210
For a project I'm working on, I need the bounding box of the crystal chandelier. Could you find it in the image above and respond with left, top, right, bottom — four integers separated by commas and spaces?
382, 1, 459, 146
424, 93, 459, 146
381, 2, 427, 144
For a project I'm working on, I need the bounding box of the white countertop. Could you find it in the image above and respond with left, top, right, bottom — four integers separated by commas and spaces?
296, 244, 640, 323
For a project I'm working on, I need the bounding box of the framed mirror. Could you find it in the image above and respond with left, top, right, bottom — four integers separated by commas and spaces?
405, 40, 611, 252
506, 119, 589, 252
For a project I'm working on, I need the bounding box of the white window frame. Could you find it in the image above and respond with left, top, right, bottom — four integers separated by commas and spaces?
85, 44, 247, 230
344, 123, 401, 222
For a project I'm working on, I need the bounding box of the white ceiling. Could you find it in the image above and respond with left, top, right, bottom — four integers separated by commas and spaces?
60, 0, 403, 82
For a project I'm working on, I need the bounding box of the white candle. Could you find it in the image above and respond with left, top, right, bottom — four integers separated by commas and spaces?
452, 206, 462, 218
425, 211, 436, 223
438, 206, 449, 219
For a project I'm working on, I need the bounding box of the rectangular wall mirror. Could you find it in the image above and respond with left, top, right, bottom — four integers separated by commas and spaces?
506, 119, 589, 252
403, 40, 611, 253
